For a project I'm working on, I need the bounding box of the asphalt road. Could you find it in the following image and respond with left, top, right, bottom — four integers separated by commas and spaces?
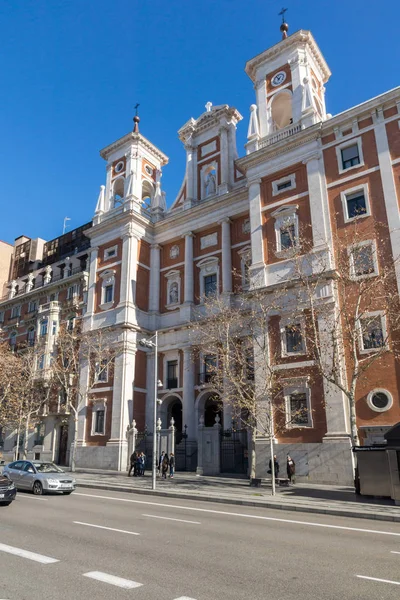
1, 487, 400, 600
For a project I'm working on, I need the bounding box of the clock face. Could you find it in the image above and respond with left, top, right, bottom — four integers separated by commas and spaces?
115, 161, 124, 174
271, 71, 286, 87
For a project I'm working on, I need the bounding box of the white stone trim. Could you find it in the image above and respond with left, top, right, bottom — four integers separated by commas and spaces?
99, 269, 116, 309
335, 136, 364, 175
163, 350, 181, 389
200, 232, 218, 250
165, 270, 181, 309
280, 315, 306, 357
237, 245, 251, 289
194, 249, 222, 262
283, 376, 313, 428
103, 245, 118, 260
272, 173, 296, 196
340, 183, 370, 223
260, 190, 309, 212
366, 389, 393, 413
358, 310, 388, 354
91, 398, 107, 436
348, 239, 378, 280
271, 204, 299, 256
326, 166, 380, 189
273, 360, 315, 371
197, 256, 220, 299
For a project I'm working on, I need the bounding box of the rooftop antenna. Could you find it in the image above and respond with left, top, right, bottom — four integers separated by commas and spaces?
63, 217, 71, 235
133, 103, 140, 133
279, 7, 289, 39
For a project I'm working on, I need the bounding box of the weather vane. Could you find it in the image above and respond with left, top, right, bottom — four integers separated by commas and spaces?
279, 7, 288, 23
133, 103, 140, 132
134, 103, 140, 117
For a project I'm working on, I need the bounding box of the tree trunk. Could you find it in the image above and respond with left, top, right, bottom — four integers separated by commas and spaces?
269, 435, 276, 496
348, 393, 360, 447
70, 415, 78, 472
249, 426, 256, 480
23, 414, 30, 459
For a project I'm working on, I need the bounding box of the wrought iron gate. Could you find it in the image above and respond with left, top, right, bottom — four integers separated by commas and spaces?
220, 428, 248, 474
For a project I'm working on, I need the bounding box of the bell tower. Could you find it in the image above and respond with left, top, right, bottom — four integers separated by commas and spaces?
245, 23, 331, 152
94, 113, 169, 224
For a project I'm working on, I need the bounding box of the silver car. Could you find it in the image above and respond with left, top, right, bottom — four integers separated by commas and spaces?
3, 460, 76, 495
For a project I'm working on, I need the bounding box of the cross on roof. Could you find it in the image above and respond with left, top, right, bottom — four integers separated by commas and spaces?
205, 101, 212, 113
279, 7, 288, 23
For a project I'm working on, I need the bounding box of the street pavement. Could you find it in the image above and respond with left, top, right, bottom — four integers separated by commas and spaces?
71, 470, 400, 522
1, 487, 400, 599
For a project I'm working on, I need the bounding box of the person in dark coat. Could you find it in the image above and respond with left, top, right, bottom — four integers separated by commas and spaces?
128, 451, 137, 477
158, 451, 165, 475
161, 454, 169, 479
169, 453, 175, 478
268, 455, 279, 480
286, 454, 296, 483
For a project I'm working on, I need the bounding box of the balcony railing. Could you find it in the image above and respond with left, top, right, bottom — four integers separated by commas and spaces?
1, 266, 88, 302
259, 123, 302, 149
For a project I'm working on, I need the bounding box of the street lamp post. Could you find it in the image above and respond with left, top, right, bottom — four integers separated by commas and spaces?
138, 331, 162, 491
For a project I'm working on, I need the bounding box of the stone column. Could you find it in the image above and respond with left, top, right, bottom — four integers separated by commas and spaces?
182, 347, 196, 439
304, 154, 332, 252
107, 338, 136, 471
220, 218, 232, 294
183, 232, 194, 303
219, 125, 229, 194
149, 244, 161, 312
119, 232, 138, 307
248, 179, 266, 288
85, 246, 99, 318
373, 112, 400, 293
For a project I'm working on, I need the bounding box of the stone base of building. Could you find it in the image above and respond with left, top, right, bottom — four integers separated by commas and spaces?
75, 445, 128, 471
255, 440, 354, 486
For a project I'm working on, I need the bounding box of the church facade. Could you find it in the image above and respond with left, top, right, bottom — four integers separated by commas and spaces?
1, 28, 400, 484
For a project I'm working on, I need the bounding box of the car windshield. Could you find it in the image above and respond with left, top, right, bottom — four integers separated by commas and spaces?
33, 463, 64, 473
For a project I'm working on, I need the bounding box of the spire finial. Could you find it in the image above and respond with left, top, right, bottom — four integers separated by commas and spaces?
205, 101, 212, 113
278, 7, 289, 39
133, 103, 140, 133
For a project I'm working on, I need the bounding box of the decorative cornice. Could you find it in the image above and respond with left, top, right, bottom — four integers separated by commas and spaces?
100, 131, 169, 165
178, 106, 243, 143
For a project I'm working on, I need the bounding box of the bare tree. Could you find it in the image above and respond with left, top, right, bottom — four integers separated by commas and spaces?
0, 343, 20, 430
189, 289, 309, 495
49, 322, 119, 471
287, 219, 400, 451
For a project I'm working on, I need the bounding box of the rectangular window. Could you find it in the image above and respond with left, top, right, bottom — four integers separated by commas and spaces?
204, 274, 217, 297
351, 243, 376, 278
167, 360, 178, 389
67, 286, 74, 300
104, 247, 117, 260
361, 316, 384, 350
346, 191, 367, 219
52, 321, 57, 335
38, 355, 45, 370
285, 324, 304, 354
28, 300, 37, 313
96, 360, 108, 383
289, 392, 310, 426
203, 355, 217, 383
94, 410, 105, 435
0, 311, 4, 323
40, 319, 48, 337
280, 224, 296, 250
277, 180, 292, 191
27, 328, 35, 346
11, 305, 21, 318
341, 144, 360, 170
246, 352, 255, 381
104, 284, 114, 304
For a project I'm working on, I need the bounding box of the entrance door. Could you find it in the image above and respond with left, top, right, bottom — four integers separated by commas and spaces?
58, 425, 68, 466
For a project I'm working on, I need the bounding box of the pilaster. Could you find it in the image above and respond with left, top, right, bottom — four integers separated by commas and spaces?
247, 178, 266, 288
84, 246, 99, 319
183, 232, 195, 303
119, 232, 139, 308
182, 347, 196, 439
149, 244, 161, 313
219, 218, 232, 294
304, 154, 333, 252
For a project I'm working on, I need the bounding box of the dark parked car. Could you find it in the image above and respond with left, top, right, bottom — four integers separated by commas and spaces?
3, 460, 75, 495
0, 474, 17, 506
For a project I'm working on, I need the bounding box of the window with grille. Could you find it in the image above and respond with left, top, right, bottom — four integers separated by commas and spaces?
289, 392, 310, 426
361, 316, 384, 350
204, 274, 217, 297
167, 360, 178, 389
285, 324, 304, 354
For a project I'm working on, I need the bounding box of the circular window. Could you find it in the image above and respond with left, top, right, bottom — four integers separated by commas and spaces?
114, 161, 124, 174
145, 165, 153, 176
367, 389, 393, 413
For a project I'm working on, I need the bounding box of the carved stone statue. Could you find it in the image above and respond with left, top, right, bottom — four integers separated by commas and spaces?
205, 170, 217, 197
169, 282, 179, 304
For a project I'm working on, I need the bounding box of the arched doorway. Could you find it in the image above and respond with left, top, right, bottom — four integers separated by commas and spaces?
168, 398, 183, 443
204, 394, 223, 428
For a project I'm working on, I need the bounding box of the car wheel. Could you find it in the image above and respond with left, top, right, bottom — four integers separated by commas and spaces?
32, 481, 43, 495
63, 491, 73, 495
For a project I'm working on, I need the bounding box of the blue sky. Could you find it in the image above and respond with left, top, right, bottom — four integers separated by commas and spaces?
0, 0, 398, 244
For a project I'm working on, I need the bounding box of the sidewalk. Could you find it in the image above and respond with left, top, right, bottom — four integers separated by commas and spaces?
73, 469, 400, 523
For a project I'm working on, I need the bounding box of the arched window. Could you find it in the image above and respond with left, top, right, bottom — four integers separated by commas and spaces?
270, 90, 293, 131
141, 180, 154, 210
113, 177, 125, 207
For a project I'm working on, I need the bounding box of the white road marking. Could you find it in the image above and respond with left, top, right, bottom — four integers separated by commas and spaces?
356, 575, 400, 586
83, 571, 143, 589
73, 521, 140, 535
17, 494, 48, 501
391, 551, 400, 554
74, 492, 400, 537
0, 543, 59, 564
143, 514, 200, 525
174, 597, 198, 599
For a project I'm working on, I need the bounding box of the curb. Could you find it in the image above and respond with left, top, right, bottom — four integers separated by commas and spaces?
75, 482, 400, 524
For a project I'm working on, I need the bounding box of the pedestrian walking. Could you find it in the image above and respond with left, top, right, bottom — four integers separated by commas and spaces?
141, 452, 146, 476
128, 451, 137, 477
286, 454, 296, 484
161, 453, 169, 479
136, 452, 142, 476
158, 451, 165, 475
169, 453, 175, 478
268, 455, 279, 480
